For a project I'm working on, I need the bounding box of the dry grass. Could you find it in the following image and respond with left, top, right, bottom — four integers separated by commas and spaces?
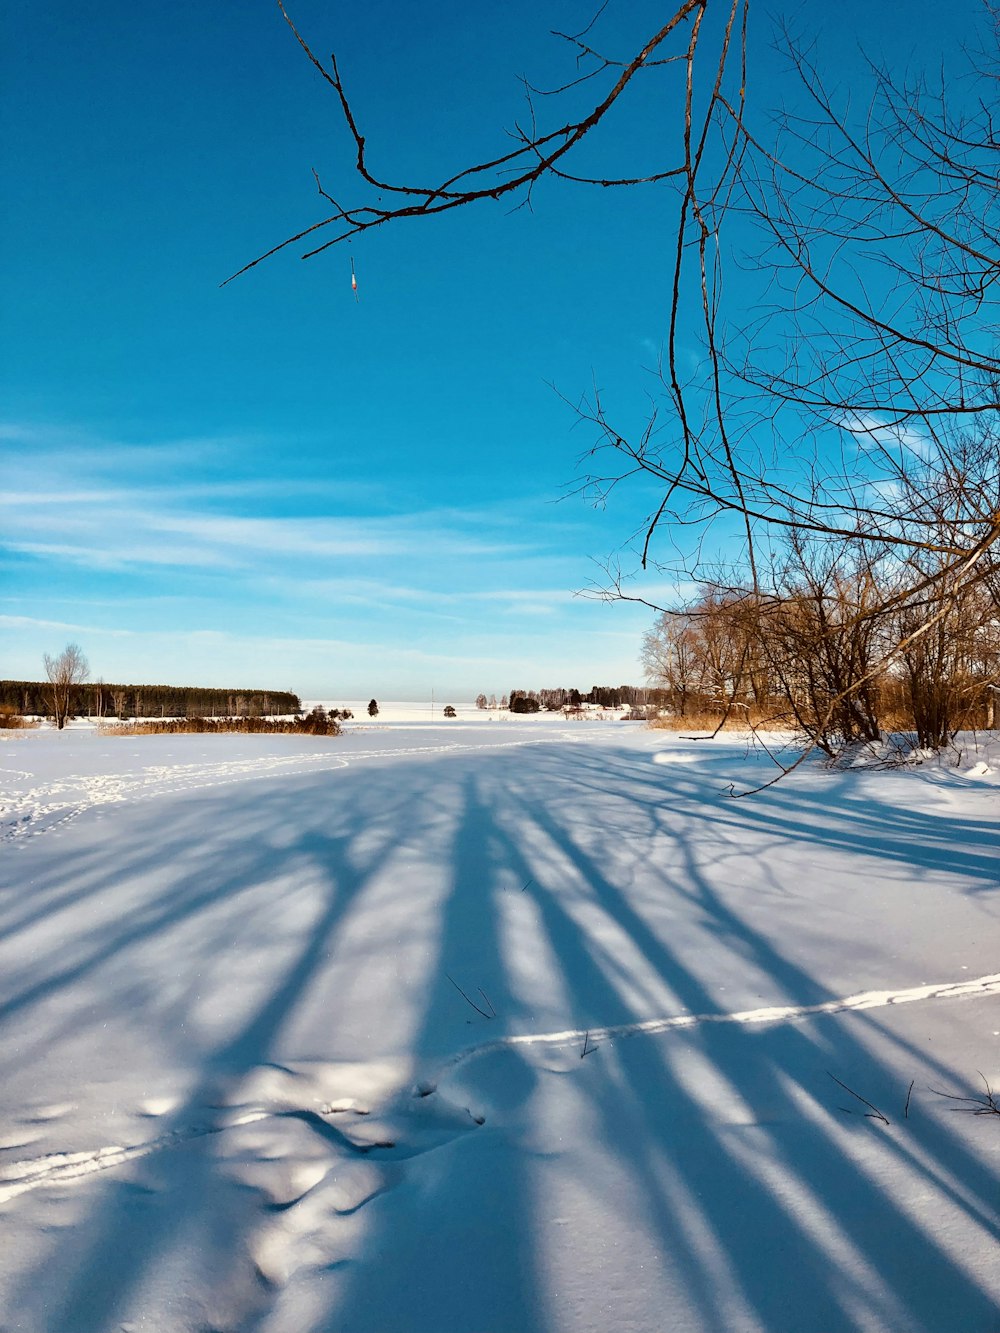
101, 714, 340, 737
648, 707, 779, 732
0, 708, 39, 730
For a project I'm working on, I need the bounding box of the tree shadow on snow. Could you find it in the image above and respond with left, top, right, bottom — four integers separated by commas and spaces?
2, 734, 998, 1332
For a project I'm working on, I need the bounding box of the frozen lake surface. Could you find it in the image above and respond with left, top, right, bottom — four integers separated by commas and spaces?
1, 713, 998, 1331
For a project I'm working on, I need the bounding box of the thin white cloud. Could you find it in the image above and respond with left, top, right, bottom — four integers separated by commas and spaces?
1, 421, 652, 692
839, 413, 935, 463
1, 492, 535, 574
0, 612, 112, 634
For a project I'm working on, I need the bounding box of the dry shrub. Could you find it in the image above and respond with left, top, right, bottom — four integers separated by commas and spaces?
102, 710, 340, 738
0, 706, 39, 730
648, 705, 775, 732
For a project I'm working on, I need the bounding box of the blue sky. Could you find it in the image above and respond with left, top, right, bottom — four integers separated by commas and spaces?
0, 1, 963, 699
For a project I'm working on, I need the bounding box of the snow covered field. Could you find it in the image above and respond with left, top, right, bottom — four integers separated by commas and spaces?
0, 713, 998, 1332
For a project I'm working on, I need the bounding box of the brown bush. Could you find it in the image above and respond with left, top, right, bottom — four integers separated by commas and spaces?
101, 712, 340, 738
0, 706, 39, 730
648, 705, 778, 733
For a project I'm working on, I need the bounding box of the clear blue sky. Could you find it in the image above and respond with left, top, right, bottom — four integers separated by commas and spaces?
0, 1, 963, 699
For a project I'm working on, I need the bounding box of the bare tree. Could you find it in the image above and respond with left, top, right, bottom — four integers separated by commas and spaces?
756, 544, 886, 753
43, 644, 90, 731
892, 570, 1000, 748
232, 5, 1000, 763
581, 20, 1000, 763
641, 613, 700, 717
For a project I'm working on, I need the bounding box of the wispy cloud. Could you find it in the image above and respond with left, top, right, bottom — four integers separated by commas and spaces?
839, 413, 935, 464
3, 478, 537, 577
1, 422, 651, 692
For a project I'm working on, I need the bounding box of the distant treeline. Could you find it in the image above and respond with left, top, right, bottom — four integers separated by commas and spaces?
0, 680, 302, 721
505, 685, 667, 713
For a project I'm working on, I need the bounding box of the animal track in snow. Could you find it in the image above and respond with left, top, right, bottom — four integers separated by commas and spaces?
0, 734, 570, 843
439, 969, 1000, 1073
3, 969, 995, 1210
0, 1059, 489, 1299
0, 1059, 485, 1210
1, 969, 995, 1294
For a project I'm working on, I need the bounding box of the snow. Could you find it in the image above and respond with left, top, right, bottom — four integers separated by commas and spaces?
0, 713, 998, 1332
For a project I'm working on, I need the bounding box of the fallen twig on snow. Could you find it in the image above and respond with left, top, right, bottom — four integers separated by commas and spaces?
829, 1072, 890, 1125
928, 1073, 1000, 1117
446, 973, 496, 1020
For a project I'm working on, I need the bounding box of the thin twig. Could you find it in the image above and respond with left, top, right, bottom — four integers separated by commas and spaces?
828, 1072, 890, 1124
445, 972, 495, 1020
928, 1073, 1000, 1116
